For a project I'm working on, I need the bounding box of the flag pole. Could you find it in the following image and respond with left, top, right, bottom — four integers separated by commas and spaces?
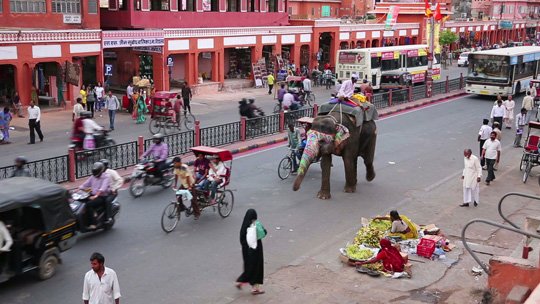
426, 9, 435, 98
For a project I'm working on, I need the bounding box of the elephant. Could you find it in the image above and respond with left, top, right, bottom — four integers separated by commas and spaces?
292, 110, 377, 199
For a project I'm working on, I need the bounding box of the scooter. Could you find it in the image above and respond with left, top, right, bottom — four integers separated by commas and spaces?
128, 159, 174, 198
69, 130, 117, 158
70, 191, 120, 232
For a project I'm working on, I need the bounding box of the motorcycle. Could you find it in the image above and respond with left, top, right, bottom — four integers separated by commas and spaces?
70, 191, 120, 232
129, 159, 174, 198
69, 130, 117, 157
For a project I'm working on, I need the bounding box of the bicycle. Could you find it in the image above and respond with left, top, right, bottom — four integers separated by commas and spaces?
278, 148, 299, 180
149, 112, 196, 135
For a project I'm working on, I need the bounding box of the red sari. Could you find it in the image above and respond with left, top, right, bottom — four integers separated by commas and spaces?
376, 239, 405, 272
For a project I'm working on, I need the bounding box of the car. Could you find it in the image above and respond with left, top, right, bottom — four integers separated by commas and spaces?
458, 52, 470, 67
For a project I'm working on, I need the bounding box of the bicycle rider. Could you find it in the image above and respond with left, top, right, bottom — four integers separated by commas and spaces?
287, 123, 302, 173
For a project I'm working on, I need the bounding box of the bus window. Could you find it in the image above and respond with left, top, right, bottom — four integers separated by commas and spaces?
406, 55, 428, 68
468, 55, 510, 83
434, 54, 441, 64
371, 57, 381, 69
515, 61, 535, 80
382, 59, 400, 71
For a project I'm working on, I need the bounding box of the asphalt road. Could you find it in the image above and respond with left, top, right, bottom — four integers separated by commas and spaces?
0, 92, 519, 303
0, 64, 467, 167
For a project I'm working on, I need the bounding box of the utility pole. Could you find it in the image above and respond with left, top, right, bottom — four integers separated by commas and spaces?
426, 7, 435, 98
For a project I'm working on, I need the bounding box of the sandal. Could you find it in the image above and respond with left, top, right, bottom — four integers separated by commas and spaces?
251, 289, 265, 295
235, 282, 244, 290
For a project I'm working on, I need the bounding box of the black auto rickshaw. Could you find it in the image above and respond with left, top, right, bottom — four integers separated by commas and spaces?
0, 177, 77, 283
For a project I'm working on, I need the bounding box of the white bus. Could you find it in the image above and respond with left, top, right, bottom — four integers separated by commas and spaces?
335, 45, 441, 90
466, 46, 540, 96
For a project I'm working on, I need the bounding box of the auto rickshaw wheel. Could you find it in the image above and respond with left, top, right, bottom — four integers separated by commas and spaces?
38, 254, 59, 280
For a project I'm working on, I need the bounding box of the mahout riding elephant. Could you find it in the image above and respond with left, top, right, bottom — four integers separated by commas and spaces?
292, 109, 377, 199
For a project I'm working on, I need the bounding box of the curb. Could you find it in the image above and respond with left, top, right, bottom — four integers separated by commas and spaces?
378, 91, 468, 118
229, 136, 287, 155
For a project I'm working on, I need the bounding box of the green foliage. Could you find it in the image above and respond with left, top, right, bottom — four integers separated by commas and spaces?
366, 14, 376, 20
439, 30, 458, 46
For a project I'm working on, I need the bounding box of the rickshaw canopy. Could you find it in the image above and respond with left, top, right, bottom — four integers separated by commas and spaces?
531, 79, 540, 85
0, 177, 75, 231
153, 91, 178, 100
529, 121, 540, 130
286, 76, 304, 82
297, 117, 314, 124
191, 146, 233, 162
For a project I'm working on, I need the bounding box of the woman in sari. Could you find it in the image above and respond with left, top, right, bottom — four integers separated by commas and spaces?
136, 92, 148, 124
131, 90, 139, 121
356, 239, 405, 273
375, 210, 418, 240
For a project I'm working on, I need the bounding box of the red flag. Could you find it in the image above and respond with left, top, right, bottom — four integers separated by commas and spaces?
434, 3, 443, 21
425, 0, 432, 17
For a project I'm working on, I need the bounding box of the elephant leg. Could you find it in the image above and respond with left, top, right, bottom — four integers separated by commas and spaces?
360, 132, 377, 182
343, 152, 358, 193
317, 154, 332, 199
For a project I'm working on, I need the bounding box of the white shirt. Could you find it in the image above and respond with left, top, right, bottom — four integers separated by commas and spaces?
0, 221, 13, 252
463, 155, 482, 189
391, 220, 408, 233
126, 85, 133, 97
516, 113, 527, 128
302, 78, 312, 92
27, 106, 41, 121
482, 139, 501, 160
490, 105, 505, 118
106, 169, 123, 192
82, 267, 121, 304
337, 79, 354, 98
95, 86, 105, 99
523, 95, 534, 111
73, 103, 84, 118
208, 162, 226, 182
83, 119, 103, 134
105, 95, 120, 111
282, 93, 295, 108
478, 125, 492, 140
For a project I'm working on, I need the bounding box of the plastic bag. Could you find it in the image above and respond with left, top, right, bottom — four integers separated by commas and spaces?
247, 224, 257, 249
256, 220, 267, 240
83, 134, 95, 150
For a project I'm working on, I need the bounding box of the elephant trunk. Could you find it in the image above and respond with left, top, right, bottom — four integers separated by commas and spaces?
292, 143, 318, 191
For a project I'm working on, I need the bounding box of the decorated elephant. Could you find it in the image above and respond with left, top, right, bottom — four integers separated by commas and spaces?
292, 104, 377, 199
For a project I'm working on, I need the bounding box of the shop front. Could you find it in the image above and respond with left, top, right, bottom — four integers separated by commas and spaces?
224, 47, 253, 80
0, 64, 16, 101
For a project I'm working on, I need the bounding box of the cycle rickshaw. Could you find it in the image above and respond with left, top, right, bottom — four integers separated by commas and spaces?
519, 121, 540, 183
149, 91, 195, 135
161, 146, 234, 233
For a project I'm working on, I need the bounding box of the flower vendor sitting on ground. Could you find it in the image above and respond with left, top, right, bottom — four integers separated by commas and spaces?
355, 239, 405, 273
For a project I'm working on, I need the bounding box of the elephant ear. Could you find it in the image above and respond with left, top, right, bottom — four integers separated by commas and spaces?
334, 124, 350, 155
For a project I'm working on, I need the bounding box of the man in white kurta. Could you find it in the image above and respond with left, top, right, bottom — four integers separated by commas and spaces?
503, 95, 515, 129
461, 149, 482, 207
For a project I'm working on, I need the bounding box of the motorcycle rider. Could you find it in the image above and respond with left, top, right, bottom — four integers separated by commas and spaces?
140, 133, 169, 179
10, 156, 31, 177
99, 159, 123, 195
78, 162, 111, 228
248, 99, 264, 117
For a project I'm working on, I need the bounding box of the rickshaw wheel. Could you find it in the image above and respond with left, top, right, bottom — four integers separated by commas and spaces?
523, 162, 532, 183
161, 202, 181, 233
38, 254, 58, 280
183, 113, 196, 131
149, 118, 162, 135
218, 190, 234, 218
278, 157, 293, 180
520, 153, 528, 171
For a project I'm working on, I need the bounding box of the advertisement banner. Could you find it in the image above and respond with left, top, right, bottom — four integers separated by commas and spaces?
407, 49, 418, 57
103, 37, 164, 48
385, 6, 400, 30
382, 52, 395, 60
434, 23, 441, 54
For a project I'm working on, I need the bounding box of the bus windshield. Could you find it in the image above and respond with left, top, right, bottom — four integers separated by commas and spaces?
467, 55, 510, 84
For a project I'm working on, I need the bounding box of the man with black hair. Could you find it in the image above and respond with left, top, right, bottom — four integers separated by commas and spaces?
82, 252, 121, 304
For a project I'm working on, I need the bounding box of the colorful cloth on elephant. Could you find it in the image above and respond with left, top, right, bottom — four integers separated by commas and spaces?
319, 102, 378, 127
328, 98, 358, 108
334, 124, 350, 150
297, 130, 333, 175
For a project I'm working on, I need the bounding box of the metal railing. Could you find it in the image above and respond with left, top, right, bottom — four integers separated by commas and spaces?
392, 89, 409, 105
371, 91, 389, 109
246, 113, 280, 139
75, 141, 139, 179
448, 78, 461, 91
201, 121, 241, 147
144, 131, 195, 156
0, 155, 70, 183
497, 192, 540, 229
461, 219, 540, 274
412, 85, 426, 100
284, 107, 315, 126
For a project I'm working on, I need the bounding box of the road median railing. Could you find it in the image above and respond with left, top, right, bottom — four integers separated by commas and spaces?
2, 74, 466, 182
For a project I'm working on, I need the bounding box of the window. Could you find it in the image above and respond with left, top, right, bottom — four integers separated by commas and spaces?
100, 0, 126, 10
0, 0, 2, 12
381, 59, 400, 71
406, 55, 428, 68
10, 0, 46, 13
311, 7, 314, 16
515, 61, 535, 80
52, 0, 81, 13
88, 0, 97, 13
321, 5, 330, 17
371, 57, 381, 69
151, 0, 169, 10
227, 0, 240, 11
267, 0, 277, 12
247, 0, 254, 12
468, 55, 510, 84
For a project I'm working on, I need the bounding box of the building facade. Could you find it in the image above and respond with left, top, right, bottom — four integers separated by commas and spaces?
0, 0, 103, 106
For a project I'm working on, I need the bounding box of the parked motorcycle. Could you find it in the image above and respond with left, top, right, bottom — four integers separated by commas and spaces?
128, 159, 174, 198
70, 191, 120, 232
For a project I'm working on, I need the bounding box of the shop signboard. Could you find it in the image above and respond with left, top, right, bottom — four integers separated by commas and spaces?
63, 14, 81, 24
133, 46, 163, 54
499, 20, 513, 30
105, 64, 113, 76
167, 57, 174, 67
102, 30, 165, 49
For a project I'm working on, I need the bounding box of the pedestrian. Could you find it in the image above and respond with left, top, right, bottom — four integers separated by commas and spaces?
324, 69, 333, 90
95, 82, 105, 112
477, 119, 492, 169
73, 97, 84, 122
86, 85, 96, 117
277, 84, 286, 109
461, 149, 482, 207
105, 91, 120, 131
267, 73, 275, 95
27, 101, 43, 144
1, 107, 12, 144
514, 108, 528, 148
302, 76, 312, 99
482, 131, 501, 186
490, 99, 505, 128
11, 91, 23, 118
135, 92, 148, 124
80, 84, 88, 109
493, 121, 502, 141
236, 209, 266, 295
173, 95, 183, 120
181, 83, 192, 115
522, 90, 534, 122
126, 82, 134, 113
503, 95, 515, 129
82, 252, 121, 304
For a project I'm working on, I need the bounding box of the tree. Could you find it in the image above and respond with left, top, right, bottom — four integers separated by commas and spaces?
439, 29, 458, 46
